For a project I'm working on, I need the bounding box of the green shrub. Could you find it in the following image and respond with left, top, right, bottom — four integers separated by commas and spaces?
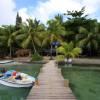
31, 53, 43, 61
56, 55, 65, 62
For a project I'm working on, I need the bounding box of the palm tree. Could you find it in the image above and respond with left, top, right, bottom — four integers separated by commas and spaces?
77, 24, 100, 56
47, 14, 66, 59
0, 26, 7, 57
20, 18, 41, 54
57, 42, 82, 62
1, 25, 19, 58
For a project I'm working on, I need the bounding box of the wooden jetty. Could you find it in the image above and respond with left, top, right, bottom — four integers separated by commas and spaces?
26, 60, 76, 100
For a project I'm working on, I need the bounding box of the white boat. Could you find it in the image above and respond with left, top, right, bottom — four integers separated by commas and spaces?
0, 60, 14, 64
0, 71, 35, 88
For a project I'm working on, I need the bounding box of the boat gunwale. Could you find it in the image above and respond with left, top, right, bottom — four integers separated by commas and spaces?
0, 78, 34, 85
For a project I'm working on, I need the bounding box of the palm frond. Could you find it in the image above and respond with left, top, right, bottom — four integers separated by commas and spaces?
57, 47, 66, 55
34, 36, 41, 47
79, 27, 87, 34
57, 42, 82, 58
21, 35, 31, 48
72, 47, 82, 57
78, 38, 87, 48
15, 34, 27, 40
42, 37, 49, 47
7, 38, 12, 47
68, 42, 74, 51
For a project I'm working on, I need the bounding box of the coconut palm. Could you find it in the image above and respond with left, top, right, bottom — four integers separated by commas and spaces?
1, 25, 19, 58
77, 24, 100, 56
0, 27, 7, 57
47, 14, 66, 58
20, 18, 41, 54
57, 42, 82, 60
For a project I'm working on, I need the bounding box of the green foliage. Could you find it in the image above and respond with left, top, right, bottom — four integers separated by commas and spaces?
77, 25, 100, 56
15, 12, 22, 30
66, 7, 87, 19
47, 14, 66, 43
56, 55, 65, 62
0, 7, 100, 57
0, 25, 19, 57
57, 42, 82, 58
20, 18, 45, 54
31, 53, 43, 61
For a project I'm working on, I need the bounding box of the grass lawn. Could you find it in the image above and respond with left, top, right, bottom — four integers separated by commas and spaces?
60, 65, 100, 100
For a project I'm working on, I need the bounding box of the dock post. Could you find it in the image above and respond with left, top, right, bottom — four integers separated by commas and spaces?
64, 79, 69, 87
35, 78, 39, 86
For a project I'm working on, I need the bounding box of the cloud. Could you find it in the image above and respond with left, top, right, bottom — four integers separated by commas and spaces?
0, 0, 100, 25
0, 0, 16, 25
31, 0, 82, 24
18, 8, 30, 22
82, 0, 100, 13
19, 0, 100, 24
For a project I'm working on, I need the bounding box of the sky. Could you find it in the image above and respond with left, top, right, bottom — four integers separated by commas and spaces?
0, 0, 100, 25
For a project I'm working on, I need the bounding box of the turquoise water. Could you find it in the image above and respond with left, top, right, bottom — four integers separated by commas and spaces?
0, 63, 42, 100
0, 85, 31, 100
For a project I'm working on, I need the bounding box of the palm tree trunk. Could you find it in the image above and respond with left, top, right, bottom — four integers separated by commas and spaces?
50, 35, 53, 60
50, 44, 53, 60
31, 39, 39, 55
9, 45, 12, 58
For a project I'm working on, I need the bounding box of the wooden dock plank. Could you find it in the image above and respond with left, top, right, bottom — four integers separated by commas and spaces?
26, 60, 76, 100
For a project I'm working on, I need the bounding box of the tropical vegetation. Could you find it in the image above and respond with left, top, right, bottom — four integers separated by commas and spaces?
57, 42, 82, 59
0, 7, 100, 58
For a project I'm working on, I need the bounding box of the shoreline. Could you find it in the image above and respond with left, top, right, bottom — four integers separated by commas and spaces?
73, 58, 100, 65
0, 57, 100, 65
